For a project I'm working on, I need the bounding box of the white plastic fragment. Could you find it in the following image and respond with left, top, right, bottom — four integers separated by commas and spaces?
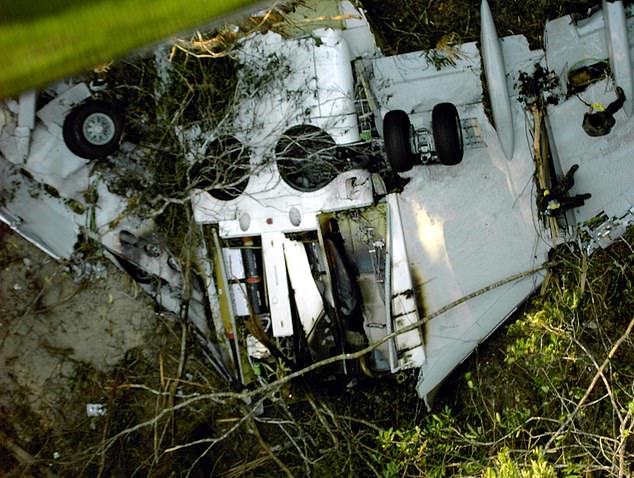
86, 403, 107, 417
246, 335, 271, 359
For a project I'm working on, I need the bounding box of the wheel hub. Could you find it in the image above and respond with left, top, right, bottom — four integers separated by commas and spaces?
83, 112, 116, 145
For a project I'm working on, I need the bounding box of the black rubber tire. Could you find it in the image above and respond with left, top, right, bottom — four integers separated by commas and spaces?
432, 102, 463, 165
63, 100, 124, 159
383, 110, 416, 173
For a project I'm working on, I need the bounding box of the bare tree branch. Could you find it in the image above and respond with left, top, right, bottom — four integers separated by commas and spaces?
543, 315, 634, 453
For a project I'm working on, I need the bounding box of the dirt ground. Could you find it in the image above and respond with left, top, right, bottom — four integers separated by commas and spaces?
0, 223, 163, 472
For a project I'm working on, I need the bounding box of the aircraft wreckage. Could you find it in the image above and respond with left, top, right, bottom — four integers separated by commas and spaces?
1, 0, 633, 406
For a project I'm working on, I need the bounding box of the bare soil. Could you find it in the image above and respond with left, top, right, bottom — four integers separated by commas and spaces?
0, 224, 161, 473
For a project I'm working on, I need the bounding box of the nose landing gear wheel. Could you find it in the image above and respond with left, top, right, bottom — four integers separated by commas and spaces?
63, 100, 124, 159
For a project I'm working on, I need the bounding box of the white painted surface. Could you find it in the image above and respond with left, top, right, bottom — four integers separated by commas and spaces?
191, 30, 374, 238
232, 30, 359, 145
499, 35, 545, 97
194, 169, 374, 237
544, 11, 607, 97
13, 89, 37, 162
230, 283, 250, 316
604, 0, 633, 116
261, 232, 294, 337
480, 0, 515, 159
284, 238, 325, 335
400, 104, 548, 400
0, 161, 80, 260
544, 5, 634, 225
386, 194, 425, 370
339, 0, 380, 59
23, 125, 90, 197
223, 248, 247, 280
18, 90, 36, 129
37, 83, 91, 128
14, 126, 31, 163
366, 42, 482, 118
546, 80, 634, 224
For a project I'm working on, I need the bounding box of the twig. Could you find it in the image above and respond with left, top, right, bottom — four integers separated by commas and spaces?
567, 331, 622, 424
335, 415, 385, 433
617, 408, 633, 478
220, 453, 272, 478
156, 319, 189, 463
104, 383, 201, 397
543, 315, 634, 452
274, 419, 312, 470
272, 13, 358, 28
249, 417, 295, 478
304, 390, 338, 447
0, 430, 36, 465
98, 266, 547, 456
182, 395, 271, 477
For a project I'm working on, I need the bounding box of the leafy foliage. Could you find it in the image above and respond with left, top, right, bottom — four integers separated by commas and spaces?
361, 0, 603, 54
370, 228, 634, 477
3, 2, 634, 476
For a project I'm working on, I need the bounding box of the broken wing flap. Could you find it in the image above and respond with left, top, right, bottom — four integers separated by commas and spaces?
315, 205, 390, 373
266, 227, 364, 377
212, 224, 373, 382
313, 212, 379, 373
313, 199, 426, 375
209, 231, 318, 385
386, 194, 426, 372
208, 197, 426, 384
286, 234, 346, 369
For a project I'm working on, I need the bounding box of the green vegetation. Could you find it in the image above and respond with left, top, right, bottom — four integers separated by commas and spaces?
96, 40, 245, 262
371, 229, 634, 477
0, 0, 260, 98
362, 0, 602, 54
3, 227, 630, 476
2, 0, 633, 476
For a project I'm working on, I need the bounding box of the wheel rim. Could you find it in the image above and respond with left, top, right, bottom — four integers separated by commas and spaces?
82, 112, 116, 145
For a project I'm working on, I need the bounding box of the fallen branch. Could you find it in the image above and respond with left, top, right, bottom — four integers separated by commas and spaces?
0, 430, 36, 465
249, 417, 295, 478
98, 265, 548, 456
543, 315, 634, 453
